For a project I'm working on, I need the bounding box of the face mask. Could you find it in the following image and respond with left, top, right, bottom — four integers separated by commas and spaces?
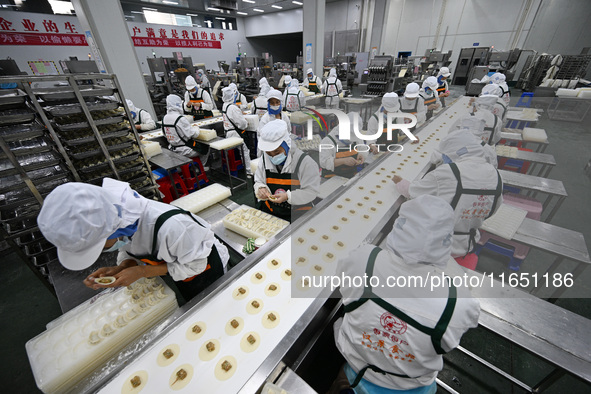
268, 104, 282, 115
442, 154, 453, 164
270, 153, 287, 165
425, 88, 431, 94
103, 236, 130, 253
130, 111, 137, 118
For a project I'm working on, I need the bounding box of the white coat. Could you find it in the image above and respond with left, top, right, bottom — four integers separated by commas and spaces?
222, 101, 251, 174
283, 85, 306, 112
399, 96, 427, 124
133, 109, 156, 131
473, 96, 502, 145
254, 146, 319, 206
183, 88, 214, 113
235, 92, 249, 111
252, 95, 268, 117
397, 158, 503, 257
319, 126, 367, 172
419, 90, 441, 112
335, 244, 480, 390
322, 75, 342, 109
258, 112, 291, 138
199, 74, 211, 90
117, 198, 229, 281
303, 75, 322, 91
499, 82, 510, 105
163, 105, 200, 158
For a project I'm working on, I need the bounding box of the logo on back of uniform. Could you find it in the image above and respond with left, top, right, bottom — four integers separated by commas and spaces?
477, 195, 487, 201
380, 312, 407, 335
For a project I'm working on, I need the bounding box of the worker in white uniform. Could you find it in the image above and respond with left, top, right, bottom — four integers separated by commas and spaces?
393, 130, 503, 269
258, 88, 292, 140
221, 86, 252, 175
162, 95, 209, 165
282, 74, 292, 90
37, 178, 229, 302
183, 76, 214, 120
196, 69, 211, 95
320, 112, 367, 178
419, 76, 441, 121
125, 99, 156, 131
229, 82, 249, 111
252, 77, 271, 117
332, 194, 480, 393
452, 116, 498, 168
436, 67, 451, 107
284, 78, 306, 112
254, 120, 320, 222
472, 92, 502, 145
322, 68, 342, 109
303, 68, 322, 94
490, 73, 510, 105
399, 82, 426, 133
480, 83, 507, 121
366, 92, 403, 149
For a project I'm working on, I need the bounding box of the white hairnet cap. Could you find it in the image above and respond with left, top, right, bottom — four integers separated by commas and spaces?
229, 82, 238, 92
386, 195, 455, 267
125, 99, 136, 113
404, 82, 420, 98
284, 75, 292, 84
166, 94, 183, 110
260, 84, 271, 97
481, 83, 503, 97
258, 119, 289, 152
289, 78, 299, 88
185, 76, 197, 90
438, 129, 486, 162
259, 77, 268, 87
381, 92, 400, 112
459, 115, 486, 133
222, 87, 235, 103
306, 68, 313, 75
266, 89, 284, 104
422, 76, 439, 90
439, 67, 451, 77
491, 73, 505, 84
329, 68, 337, 77
197, 69, 204, 75
38, 183, 120, 271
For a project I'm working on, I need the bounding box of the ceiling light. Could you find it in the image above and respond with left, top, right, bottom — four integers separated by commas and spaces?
207, 7, 221, 11
130, 10, 144, 14
215, 17, 226, 20
243, 0, 255, 3
237, 11, 247, 15
186, 13, 199, 16
271, 5, 282, 9
253, 8, 264, 12
292, 1, 303, 4
142, 7, 157, 11
162, 1, 178, 5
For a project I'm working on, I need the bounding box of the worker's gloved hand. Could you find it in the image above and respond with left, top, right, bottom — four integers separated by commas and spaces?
84, 266, 125, 290
193, 102, 201, 109
342, 157, 358, 167
270, 192, 288, 204
257, 187, 271, 200
392, 175, 403, 184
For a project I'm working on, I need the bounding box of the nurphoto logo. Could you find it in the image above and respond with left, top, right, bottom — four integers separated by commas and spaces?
302, 108, 417, 153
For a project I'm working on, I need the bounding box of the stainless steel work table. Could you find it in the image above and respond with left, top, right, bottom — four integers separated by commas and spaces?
502, 128, 549, 153
198, 136, 248, 194
512, 218, 590, 299
496, 149, 556, 178
498, 169, 567, 222
195, 198, 248, 258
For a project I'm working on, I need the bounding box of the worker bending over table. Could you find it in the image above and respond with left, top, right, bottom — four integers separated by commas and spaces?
37, 178, 229, 302
254, 120, 320, 222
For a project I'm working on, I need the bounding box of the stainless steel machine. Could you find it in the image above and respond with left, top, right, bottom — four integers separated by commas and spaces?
360, 55, 394, 96
452, 47, 490, 86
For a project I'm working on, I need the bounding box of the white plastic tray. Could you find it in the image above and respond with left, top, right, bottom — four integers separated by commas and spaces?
171, 183, 231, 213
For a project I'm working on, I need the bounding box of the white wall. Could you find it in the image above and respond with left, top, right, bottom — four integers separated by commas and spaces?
378, 0, 591, 70
0, 10, 255, 75
325, 0, 362, 32
243, 9, 303, 38
523, 0, 591, 55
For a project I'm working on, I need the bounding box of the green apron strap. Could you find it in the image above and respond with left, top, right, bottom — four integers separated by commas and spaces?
293, 152, 308, 176
448, 163, 463, 210
343, 246, 381, 313
487, 115, 498, 145
489, 170, 503, 218
350, 364, 412, 388
431, 282, 457, 354
151, 209, 203, 255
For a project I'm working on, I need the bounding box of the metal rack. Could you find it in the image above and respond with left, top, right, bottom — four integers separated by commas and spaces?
361, 55, 394, 97
518, 55, 591, 92
0, 73, 159, 293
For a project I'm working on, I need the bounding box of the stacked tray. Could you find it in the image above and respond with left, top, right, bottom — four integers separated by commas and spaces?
0, 89, 27, 109
33, 85, 114, 103
44, 99, 119, 117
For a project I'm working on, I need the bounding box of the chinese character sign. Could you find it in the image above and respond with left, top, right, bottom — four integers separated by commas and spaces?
0, 13, 86, 46
129, 23, 223, 49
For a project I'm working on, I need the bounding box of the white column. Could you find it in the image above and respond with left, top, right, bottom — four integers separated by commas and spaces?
303, 0, 326, 77
71, 0, 155, 118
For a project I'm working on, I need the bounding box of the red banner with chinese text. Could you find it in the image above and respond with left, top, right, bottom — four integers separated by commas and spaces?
0, 31, 87, 46
131, 36, 221, 49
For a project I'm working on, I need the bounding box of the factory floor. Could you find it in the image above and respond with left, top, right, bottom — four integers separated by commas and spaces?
2, 86, 590, 393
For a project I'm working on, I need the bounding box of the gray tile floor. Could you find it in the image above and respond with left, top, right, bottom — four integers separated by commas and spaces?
2, 85, 589, 393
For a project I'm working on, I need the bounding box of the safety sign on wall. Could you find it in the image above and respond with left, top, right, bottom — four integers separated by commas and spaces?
305, 43, 312, 65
